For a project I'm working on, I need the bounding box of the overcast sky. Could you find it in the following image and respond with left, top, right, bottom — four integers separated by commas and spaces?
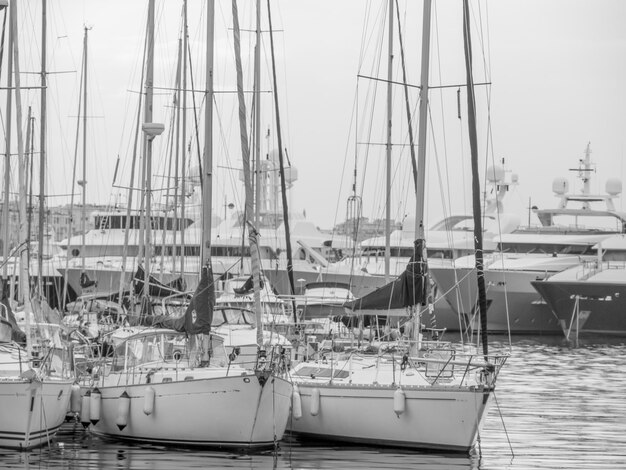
4, 0, 626, 231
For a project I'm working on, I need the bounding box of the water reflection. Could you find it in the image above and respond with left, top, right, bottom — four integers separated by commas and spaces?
1, 336, 624, 469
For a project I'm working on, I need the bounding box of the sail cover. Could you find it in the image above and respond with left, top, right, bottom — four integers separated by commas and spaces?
344, 239, 428, 311
1, 286, 26, 343
152, 265, 215, 335
133, 265, 186, 297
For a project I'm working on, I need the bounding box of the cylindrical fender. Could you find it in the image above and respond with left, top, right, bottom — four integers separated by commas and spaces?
310, 387, 320, 416
69, 384, 82, 414
292, 385, 302, 420
116, 391, 131, 431
89, 388, 102, 425
393, 387, 406, 417
143, 386, 155, 416
80, 390, 91, 428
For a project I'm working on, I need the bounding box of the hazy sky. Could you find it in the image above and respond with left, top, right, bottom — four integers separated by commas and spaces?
4, 0, 626, 231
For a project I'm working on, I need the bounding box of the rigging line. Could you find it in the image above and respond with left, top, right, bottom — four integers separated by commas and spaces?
268, 0, 297, 314
431, 1, 456, 249
492, 389, 515, 458
330, 76, 359, 247
358, 73, 420, 90
118, 19, 149, 305
474, 0, 492, 85
171, 29, 183, 273
61, 36, 85, 310
394, 0, 418, 191
160, 45, 180, 275
275, 6, 294, 159
212, 90, 243, 215
357, 0, 373, 72
358, 3, 386, 219
427, 98, 470, 339
186, 33, 204, 191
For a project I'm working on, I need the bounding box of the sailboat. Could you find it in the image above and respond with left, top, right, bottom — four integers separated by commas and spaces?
0, 300, 74, 449
78, 0, 292, 448
288, 0, 507, 451
0, 0, 74, 450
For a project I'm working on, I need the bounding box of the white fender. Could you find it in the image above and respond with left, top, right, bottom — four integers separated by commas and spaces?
70, 384, 82, 414
116, 391, 131, 431
143, 386, 155, 416
89, 388, 102, 425
393, 387, 406, 417
292, 385, 302, 420
80, 390, 91, 428
310, 387, 320, 416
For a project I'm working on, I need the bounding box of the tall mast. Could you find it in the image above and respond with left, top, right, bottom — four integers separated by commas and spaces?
254, 0, 260, 240
142, 0, 156, 292
171, 33, 182, 273
201, 0, 215, 266
415, 0, 431, 238
411, 0, 432, 353
384, 0, 394, 282
179, 0, 188, 274
232, 0, 263, 346
2, 1, 12, 285
252, 0, 262, 339
462, 0, 488, 357
11, 0, 31, 355
80, 26, 88, 276
37, 0, 47, 296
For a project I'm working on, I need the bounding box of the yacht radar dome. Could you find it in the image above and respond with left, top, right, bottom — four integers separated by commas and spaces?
552, 177, 569, 195
486, 164, 505, 183
606, 178, 622, 196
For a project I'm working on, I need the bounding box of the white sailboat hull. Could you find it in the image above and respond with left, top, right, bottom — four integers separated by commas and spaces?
91, 372, 293, 448
0, 378, 73, 450
289, 382, 492, 452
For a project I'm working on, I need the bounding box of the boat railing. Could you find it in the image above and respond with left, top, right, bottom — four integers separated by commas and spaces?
305, 334, 508, 384
577, 259, 626, 280
0, 342, 74, 380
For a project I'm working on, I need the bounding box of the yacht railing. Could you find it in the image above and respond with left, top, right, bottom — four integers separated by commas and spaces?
577, 259, 626, 280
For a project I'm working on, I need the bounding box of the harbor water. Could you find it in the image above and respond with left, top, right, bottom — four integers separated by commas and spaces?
1, 335, 624, 469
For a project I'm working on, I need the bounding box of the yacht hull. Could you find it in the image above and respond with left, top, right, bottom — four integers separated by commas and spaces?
289, 382, 492, 452
532, 280, 626, 336
430, 266, 562, 334
0, 379, 73, 450
90, 373, 292, 448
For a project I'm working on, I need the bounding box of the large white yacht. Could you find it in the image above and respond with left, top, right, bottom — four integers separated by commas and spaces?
532, 234, 626, 338
59, 154, 351, 300
430, 145, 626, 334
